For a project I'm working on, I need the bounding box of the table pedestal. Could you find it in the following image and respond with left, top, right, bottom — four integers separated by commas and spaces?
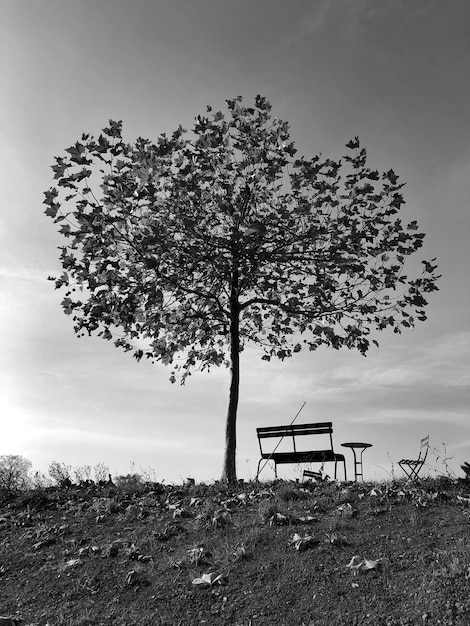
341, 443, 372, 482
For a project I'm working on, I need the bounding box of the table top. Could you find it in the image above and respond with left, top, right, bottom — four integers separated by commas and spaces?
341, 442, 373, 449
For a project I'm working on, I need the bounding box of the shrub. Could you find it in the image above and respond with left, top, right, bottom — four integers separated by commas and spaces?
0, 455, 32, 491
115, 473, 144, 495
48, 461, 72, 487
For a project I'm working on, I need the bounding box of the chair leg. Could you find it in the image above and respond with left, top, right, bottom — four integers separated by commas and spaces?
400, 461, 424, 485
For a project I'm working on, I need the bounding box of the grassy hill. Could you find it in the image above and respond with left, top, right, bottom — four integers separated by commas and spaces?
1, 476, 470, 625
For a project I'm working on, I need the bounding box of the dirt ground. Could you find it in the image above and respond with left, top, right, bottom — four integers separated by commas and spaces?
1, 476, 470, 625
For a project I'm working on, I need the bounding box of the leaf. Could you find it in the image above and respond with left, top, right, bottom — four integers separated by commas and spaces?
43, 188, 58, 204
61, 297, 74, 315
96, 134, 111, 152
269, 512, 290, 526
52, 158, 70, 178
289, 532, 318, 551
362, 558, 383, 571
346, 555, 363, 574
44, 204, 59, 218
65, 142, 86, 161
103, 120, 122, 138
346, 137, 360, 150
192, 572, 227, 589
59, 224, 72, 236
345, 555, 383, 574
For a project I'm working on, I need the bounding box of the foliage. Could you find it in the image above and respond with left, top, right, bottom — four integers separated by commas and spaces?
93, 462, 110, 483
30, 470, 54, 489
48, 461, 72, 486
73, 464, 93, 484
114, 473, 144, 495
44, 95, 439, 482
0, 454, 32, 491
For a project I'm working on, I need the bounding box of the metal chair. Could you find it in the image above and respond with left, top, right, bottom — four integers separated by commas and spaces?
398, 435, 429, 484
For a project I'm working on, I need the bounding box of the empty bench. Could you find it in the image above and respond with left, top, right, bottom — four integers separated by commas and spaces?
256, 421, 347, 480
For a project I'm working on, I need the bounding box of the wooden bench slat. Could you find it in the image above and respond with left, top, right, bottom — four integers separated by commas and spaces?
262, 451, 344, 463
257, 422, 332, 435
257, 428, 333, 438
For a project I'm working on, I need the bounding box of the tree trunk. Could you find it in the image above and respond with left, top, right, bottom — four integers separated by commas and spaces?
221, 271, 240, 483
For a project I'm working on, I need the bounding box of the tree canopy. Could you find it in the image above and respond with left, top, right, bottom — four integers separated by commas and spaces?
44, 95, 439, 482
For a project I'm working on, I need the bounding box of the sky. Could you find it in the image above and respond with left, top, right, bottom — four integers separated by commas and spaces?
1, 0, 469, 484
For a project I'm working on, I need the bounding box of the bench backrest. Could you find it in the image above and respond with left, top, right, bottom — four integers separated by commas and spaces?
256, 422, 334, 454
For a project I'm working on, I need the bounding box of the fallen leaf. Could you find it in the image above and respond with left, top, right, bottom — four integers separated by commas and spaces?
362, 558, 383, 571
337, 503, 357, 518
269, 512, 290, 526
289, 533, 319, 551
298, 515, 319, 524
192, 572, 227, 589
346, 555, 363, 569
346, 555, 364, 575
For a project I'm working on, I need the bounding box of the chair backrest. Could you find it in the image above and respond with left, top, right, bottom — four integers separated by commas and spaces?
419, 435, 430, 461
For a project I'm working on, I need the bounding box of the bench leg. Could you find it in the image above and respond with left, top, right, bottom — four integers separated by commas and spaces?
334, 460, 347, 481
256, 458, 278, 480
256, 459, 263, 481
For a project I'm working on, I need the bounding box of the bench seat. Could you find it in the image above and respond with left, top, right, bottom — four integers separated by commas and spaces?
261, 450, 344, 465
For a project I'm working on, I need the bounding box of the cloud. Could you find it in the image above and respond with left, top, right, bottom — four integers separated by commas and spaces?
295, 0, 332, 36
287, 0, 436, 45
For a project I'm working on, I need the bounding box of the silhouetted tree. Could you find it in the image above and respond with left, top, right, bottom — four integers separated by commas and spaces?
44, 96, 439, 482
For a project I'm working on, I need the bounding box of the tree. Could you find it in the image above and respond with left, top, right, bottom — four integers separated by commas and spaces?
0, 454, 32, 491
44, 95, 439, 483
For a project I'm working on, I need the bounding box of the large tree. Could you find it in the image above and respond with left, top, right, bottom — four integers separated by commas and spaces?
44, 96, 439, 482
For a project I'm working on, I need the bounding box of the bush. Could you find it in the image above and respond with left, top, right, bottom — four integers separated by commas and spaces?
48, 461, 72, 487
0, 455, 32, 491
115, 473, 144, 495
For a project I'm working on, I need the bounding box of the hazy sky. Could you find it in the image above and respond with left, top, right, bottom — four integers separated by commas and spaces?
1, 0, 469, 483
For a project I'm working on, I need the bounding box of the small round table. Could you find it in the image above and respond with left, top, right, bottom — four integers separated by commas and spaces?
341, 442, 373, 482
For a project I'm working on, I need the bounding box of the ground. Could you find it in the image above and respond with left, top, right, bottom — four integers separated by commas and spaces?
1, 476, 470, 625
